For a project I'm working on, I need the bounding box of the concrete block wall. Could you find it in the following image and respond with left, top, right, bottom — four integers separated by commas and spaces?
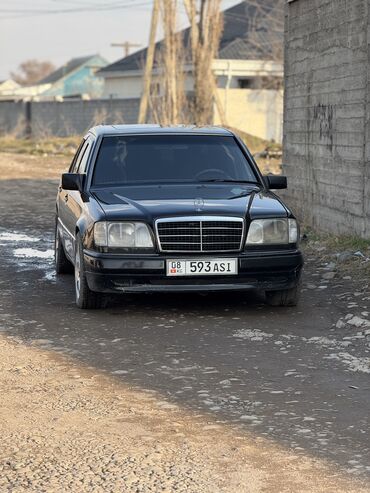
283, 0, 370, 238
0, 99, 140, 138
0, 101, 27, 135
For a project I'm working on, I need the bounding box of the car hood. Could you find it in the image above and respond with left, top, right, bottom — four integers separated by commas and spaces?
91, 184, 288, 222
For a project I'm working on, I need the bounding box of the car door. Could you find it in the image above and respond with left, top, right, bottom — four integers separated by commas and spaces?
57, 138, 85, 259
58, 136, 93, 259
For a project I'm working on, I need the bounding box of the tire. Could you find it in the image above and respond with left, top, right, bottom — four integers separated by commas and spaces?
265, 281, 301, 307
55, 220, 73, 275
75, 233, 107, 309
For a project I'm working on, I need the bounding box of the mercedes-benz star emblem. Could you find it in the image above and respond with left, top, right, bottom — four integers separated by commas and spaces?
194, 198, 204, 211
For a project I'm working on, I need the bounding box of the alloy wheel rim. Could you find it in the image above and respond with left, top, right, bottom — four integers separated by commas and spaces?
55, 230, 59, 262
75, 249, 81, 299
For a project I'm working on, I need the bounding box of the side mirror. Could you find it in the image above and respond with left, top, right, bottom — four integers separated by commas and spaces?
61, 173, 84, 191
264, 175, 287, 190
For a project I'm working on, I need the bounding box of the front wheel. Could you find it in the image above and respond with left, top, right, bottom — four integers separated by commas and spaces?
75, 233, 107, 309
265, 282, 301, 307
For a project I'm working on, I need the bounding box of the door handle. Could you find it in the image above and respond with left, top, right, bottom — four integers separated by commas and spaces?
64, 194, 69, 202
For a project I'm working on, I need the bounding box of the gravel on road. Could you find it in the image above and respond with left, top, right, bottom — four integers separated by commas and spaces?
0, 335, 368, 493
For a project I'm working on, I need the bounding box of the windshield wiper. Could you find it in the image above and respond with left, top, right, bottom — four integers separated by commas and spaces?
199, 179, 260, 185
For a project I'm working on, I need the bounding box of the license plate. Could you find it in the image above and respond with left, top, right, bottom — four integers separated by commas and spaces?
166, 259, 238, 276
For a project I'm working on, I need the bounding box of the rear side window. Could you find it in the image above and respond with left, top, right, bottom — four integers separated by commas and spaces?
77, 140, 93, 174
69, 139, 85, 173
92, 135, 257, 186
69, 137, 93, 174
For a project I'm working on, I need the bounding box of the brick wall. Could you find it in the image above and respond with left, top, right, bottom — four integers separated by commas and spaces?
0, 99, 140, 138
283, 0, 370, 238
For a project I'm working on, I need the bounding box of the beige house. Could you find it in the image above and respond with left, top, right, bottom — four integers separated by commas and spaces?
213, 59, 283, 143
99, 0, 283, 142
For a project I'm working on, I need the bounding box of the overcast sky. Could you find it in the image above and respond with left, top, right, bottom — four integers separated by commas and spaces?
0, 0, 241, 80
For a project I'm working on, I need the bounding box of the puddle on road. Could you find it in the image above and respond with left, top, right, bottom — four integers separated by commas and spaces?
0, 228, 55, 281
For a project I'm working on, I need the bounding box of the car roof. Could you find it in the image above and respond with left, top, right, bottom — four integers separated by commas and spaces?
88, 124, 234, 138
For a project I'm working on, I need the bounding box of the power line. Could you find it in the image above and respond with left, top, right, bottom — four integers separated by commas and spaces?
0, 0, 243, 21
0, 0, 152, 19
0, 2, 149, 13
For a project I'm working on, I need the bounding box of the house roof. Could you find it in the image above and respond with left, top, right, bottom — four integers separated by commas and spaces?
38, 55, 101, 84
0, 79, 18, 85
99, 0, 283, 75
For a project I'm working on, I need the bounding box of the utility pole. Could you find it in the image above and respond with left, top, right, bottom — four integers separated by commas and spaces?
111, 41, 141, 57
138, 0, 160, 124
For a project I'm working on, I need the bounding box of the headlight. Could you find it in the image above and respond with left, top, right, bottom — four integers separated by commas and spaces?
246, 218, 298, 245
94, 222, 154, 249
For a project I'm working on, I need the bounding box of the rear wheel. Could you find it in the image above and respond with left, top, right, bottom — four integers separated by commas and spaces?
265, 281, 301, 307
55, 220, 73, 275
75, 233, 107, 309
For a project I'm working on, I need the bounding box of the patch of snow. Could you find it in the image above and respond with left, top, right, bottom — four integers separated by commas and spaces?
43, 270, 56, 281
233, 329, 273, 341
305, 336, 354, 350
13, 248, 54, 259
336, 319, 346, 329
325, 353, 370, 374
219, 379, 232, 387
296, 428, 312, 434
240, 415, 260, 421
0, 232, 40, 243
346, 316, 370, 328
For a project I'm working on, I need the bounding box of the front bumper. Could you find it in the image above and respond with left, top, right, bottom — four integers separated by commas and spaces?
83, 249, 304, 294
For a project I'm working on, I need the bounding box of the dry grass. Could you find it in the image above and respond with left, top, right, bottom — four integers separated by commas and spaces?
229, 127, 282, 175
0, 132, 282, 175
0, 152, 68, 180
0, 136, 80, 158
302, 227, 370, 278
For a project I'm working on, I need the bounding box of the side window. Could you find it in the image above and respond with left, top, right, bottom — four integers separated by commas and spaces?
77, 139, 93, 174
69, 139, 85, 173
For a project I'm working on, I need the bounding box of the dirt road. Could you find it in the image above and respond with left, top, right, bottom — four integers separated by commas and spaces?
0, 152, 370, 491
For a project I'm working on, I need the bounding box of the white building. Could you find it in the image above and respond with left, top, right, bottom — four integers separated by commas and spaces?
0, 79, 20, 98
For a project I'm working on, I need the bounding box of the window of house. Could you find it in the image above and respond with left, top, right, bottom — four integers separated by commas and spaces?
238, 77, 283, 90
238, 78, 254, 89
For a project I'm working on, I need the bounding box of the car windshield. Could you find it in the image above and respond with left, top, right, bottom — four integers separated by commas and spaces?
92, 135, 258, 186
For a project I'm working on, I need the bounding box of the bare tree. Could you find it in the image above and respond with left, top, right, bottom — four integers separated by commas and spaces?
138, 0, 160, 124
184, 0, 224, 125
149, 0, 188, 125
236, 0, 284, 89
159, 0, 181, 124
11, 59, 55, 86
247, 0, 283, 61
142, 0, 224, 125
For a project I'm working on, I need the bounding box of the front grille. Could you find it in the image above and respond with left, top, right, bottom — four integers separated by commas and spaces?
156, 217, 244, 252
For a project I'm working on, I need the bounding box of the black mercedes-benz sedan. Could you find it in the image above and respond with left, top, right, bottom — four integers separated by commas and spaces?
55, 125, 303, 309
